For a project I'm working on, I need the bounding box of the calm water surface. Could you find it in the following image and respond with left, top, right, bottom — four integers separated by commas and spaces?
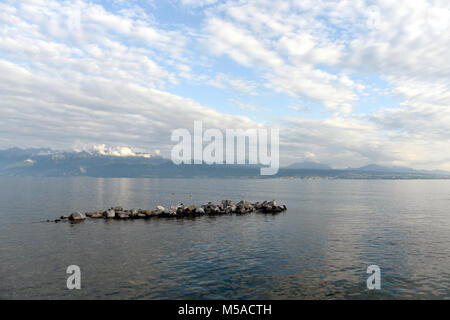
0, 177, 449, 299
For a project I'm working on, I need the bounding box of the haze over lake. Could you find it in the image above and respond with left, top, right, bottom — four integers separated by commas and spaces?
1, 177, 449, 299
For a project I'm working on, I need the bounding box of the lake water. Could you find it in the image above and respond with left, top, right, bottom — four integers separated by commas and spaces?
0, 177, 449, 299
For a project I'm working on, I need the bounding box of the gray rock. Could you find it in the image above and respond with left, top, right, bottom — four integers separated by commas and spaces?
57, 200, 286, 221
130, 209, 139, 218
152, 209, 164, 216
195, 207, 205, 214
243, 200, 252, 209
143, 210, 153, 217
104, 209, 115, 219
69, 212, 86, 221
221, 200, 235, 208
165, 208, 177, 216
118, 212, 130, 219
91, 211, 103, 218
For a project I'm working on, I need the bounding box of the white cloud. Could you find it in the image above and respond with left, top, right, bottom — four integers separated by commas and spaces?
0, 58, 260, 156
208, 73, 258, 95
79, 144, 152, 158
180, 0, 220, 7
203, 17, 284, 68
1, 0, 450, 170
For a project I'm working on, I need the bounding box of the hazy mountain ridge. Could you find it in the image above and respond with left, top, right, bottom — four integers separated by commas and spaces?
0, 148, 449, 179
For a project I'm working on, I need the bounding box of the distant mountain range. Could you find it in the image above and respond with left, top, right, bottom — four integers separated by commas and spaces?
0, 148, 449, 179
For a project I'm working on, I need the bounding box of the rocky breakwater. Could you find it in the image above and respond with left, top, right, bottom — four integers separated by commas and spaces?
59, 200, 287, 222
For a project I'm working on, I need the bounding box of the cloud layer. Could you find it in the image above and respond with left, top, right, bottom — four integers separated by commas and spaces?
0, 0, 449, 170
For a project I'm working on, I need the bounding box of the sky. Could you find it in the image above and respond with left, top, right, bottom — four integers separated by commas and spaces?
0, 0, 449, 169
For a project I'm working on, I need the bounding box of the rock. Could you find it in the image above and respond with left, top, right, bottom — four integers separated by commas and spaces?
235, 207, 245, 214
168, 208, 177, 216
176, 204, 185, 215
91, 211, 103, 218
243, 200, 253, 209
143, 210, 152, 217
104, 209, 115, 219
272, 206, 282, 213
69, 212, 86, 221
130, 209, 139, 218
195, 207, 205, 215
221, 200, 235, 208
56, 200, 286, 222
118, 212, 130, 219
115, 210, 129, 219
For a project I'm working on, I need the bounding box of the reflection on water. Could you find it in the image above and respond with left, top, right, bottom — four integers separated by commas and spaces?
0, 177, 449, 299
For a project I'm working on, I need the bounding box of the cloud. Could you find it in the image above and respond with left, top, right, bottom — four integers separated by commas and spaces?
77, 144, 152, 158
0, 58, 260, 155
0, 0, 449, 170
208, 73, 258, 95
201, 5, 361, 113
203, 17, 284, 68
196, 0, 450, 168
180, 0, 220, 6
